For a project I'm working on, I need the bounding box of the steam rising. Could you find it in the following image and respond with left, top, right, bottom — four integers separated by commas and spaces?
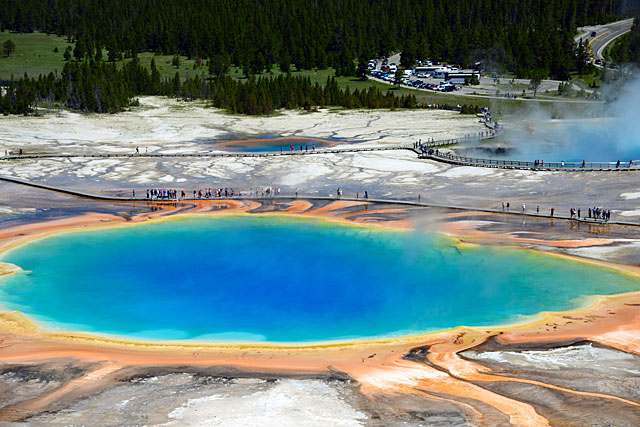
480, 74, 640, 162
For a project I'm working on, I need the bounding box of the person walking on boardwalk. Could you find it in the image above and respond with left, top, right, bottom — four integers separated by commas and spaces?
136, 146, 139, 155
522, 203, 525, 213
550, 207, 555, 217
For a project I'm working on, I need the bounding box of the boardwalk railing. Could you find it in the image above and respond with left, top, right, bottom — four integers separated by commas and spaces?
420, 151, 640, 171
0, 129, 498, 160
1, 173, 636, 226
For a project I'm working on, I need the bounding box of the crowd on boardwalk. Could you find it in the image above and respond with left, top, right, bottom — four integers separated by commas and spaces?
281, 144, 316, 152
501, 202, 612, 222
144, 187, 254, 200
141, 187, 372, 201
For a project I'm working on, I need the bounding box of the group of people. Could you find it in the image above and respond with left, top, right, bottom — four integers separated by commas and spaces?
142, 187, 244, 200
412, 138, 437, 150
145, 188, 184, 200
567, 206, 611, 221
421, 147, 440, 156
138, 186, 372, 200
585, 206, 611, 221
502, 201, 612, 222
531, 159, 635, 169
282, 144, 316, 152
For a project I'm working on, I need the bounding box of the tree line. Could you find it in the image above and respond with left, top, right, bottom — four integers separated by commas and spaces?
0, 59, 422, 115
0, 0, 629, 80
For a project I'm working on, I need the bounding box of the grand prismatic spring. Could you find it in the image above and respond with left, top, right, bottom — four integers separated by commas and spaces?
2, 93, 640, 424
1, 215, 638, 343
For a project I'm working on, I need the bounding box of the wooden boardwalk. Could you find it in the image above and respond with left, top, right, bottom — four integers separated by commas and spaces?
419, 152, 640, 172
0, 174, 635, 227
3, 127, 636, 171
0, 132, 492, 160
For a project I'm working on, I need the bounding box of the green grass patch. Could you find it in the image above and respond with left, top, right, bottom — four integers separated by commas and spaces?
0, 31, 599, 117
0, 31, 73, 79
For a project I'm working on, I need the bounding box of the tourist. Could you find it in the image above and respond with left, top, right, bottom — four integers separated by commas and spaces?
136, 146, 139, 155
577, 208, 580, 218
582, 160, 585, 168
506, 202, 510, 211
617, 160, 621, 168
133, 189, 136, 199
550, 207, 555, 217
364, 191, 368, 199
502, 201, 505, 211
522, 203, 525, 213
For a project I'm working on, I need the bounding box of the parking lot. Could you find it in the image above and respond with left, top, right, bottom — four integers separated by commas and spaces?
366, 53, 576, 99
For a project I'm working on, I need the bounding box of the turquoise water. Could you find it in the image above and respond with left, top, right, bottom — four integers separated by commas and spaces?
0, 216, 638, 342
217, 139, 332, 152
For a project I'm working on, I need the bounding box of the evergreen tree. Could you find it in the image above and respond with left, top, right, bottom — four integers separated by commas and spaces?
3, 39, 16, 57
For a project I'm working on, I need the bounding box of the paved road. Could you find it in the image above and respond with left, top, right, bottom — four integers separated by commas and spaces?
577, 18, 635, 61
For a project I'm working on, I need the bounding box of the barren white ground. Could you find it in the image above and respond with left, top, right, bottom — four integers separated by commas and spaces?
0, 96, 639, 221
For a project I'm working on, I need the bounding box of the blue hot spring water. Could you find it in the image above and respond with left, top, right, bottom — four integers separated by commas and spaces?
0, 216, 638, 342
218, 138, 333, 153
